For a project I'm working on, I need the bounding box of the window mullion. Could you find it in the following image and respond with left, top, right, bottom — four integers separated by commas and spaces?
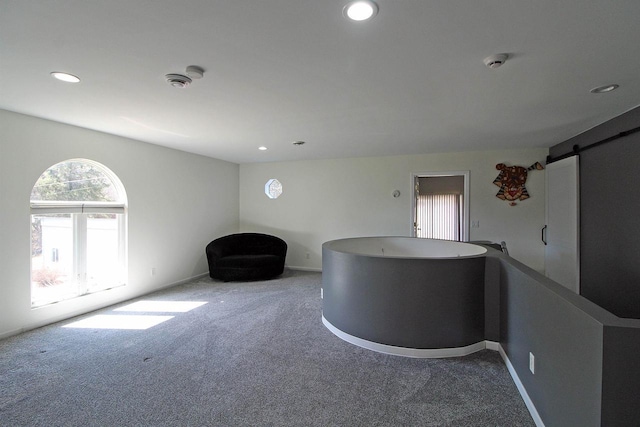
74, 213, 88, 293
118, 214, 126, 285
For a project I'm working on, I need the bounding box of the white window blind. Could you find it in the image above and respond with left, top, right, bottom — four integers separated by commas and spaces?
416, 193, 462, 241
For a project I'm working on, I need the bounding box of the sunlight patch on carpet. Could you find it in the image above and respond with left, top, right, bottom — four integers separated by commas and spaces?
63, 314, 174, 330
114, 300, 208, 313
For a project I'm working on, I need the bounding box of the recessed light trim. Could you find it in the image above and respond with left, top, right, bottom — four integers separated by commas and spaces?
51, 72, 80, 83
590, 84, 619, 94
292, 140, 306, 146
343, 1, 378, 21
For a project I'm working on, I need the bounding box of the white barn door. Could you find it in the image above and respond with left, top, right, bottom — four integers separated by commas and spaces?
544, 156, 580, 293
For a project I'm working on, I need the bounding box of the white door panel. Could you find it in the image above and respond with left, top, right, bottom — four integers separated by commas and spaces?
545, 156, 580, 293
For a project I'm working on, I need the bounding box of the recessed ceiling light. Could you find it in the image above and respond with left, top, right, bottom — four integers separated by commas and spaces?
343, 1, 378, 21
292, 141, 306, 146
590, 84, 619, 94
50, 72, 80, 83
258, 146, 268, 151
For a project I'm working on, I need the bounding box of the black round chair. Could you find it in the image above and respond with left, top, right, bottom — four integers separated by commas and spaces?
205, 233, 287, 281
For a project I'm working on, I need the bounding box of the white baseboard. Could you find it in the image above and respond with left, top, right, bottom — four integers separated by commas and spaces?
157, 272, 209, 290
498, 345, 545, 427
485, 340, 500, 351
0, 327, 27, 340
324, 316, 497, 359
286, 265, 322, 272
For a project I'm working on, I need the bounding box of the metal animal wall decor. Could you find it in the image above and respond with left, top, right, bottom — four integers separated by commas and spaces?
493, 162, 544, 205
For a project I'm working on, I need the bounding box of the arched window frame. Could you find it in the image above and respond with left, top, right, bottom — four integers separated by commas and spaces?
30, 159, 127, 307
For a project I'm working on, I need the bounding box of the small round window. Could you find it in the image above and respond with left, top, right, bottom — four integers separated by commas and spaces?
265, 179, 282, 199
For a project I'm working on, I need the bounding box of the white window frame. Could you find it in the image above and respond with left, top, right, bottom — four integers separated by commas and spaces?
30, 160, 127, 307
410, 171, 470, 241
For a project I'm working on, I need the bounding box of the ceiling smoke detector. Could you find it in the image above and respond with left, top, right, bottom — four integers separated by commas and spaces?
483, 53, 509, 69
165, 74, 192, 88
590, 84, 619, 94
186, 65, 205, 79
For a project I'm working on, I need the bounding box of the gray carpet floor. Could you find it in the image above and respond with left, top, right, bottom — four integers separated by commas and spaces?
0, 270, 534, 426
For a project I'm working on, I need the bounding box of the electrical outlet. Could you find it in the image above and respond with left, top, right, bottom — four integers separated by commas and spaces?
305, 252, 310, 259
151, 267, 156, 277
529, 352, 535, 374
471, 220, 480, 228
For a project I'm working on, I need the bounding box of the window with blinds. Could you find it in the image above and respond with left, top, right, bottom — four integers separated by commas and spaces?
416, 193, 463, 241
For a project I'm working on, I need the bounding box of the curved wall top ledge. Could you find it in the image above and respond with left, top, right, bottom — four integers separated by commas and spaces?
323, 236, 487, 259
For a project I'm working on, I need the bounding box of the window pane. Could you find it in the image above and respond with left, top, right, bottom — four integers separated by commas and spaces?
31, 214, 77, 306
30, 160, 119, 202
86, 214, 123, 291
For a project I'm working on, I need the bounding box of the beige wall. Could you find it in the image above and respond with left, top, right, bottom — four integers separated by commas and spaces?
239, 148, 548, 272
0, 110, 239, 338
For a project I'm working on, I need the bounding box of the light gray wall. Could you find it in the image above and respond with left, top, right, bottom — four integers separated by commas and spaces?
549, 106, 640, 318
0, 110, 239, 338
239, 148, 548, 273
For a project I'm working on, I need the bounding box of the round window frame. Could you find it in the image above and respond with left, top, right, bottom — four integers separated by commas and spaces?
265, 178, 283, 199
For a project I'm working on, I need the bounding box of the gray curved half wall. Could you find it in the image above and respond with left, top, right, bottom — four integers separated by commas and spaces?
322, 237, 487, 357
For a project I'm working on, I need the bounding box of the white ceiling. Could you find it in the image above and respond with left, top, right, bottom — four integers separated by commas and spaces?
1, 0, 639, 164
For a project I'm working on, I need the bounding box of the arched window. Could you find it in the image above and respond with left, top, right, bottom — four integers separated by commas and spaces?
30, 159, 127, 307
